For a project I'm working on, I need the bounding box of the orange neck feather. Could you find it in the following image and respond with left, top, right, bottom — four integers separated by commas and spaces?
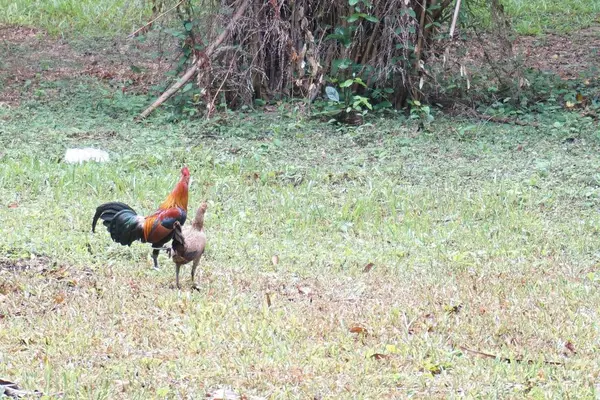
159, 176, 189, 210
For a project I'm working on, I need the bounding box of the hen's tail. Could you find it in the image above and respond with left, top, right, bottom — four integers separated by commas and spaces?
92, 202, 144, 246
171, 221, 186, 254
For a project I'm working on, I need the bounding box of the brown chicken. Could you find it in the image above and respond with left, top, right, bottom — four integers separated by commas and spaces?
170, 202, 207, 288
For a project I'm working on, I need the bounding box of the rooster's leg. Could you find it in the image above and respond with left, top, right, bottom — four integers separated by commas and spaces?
175, 264, 181, 289
152, 249, 160, 270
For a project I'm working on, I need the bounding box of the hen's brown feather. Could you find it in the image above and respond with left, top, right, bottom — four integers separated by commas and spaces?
170, 202, 207, 288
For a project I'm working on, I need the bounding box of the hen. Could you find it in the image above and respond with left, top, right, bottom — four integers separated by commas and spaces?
92, 167, 190, 270
170, 202, 207, 288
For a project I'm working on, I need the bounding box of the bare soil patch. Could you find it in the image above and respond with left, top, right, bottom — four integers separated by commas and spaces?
515, 26, 600, 79
0, 254, 58, 273
0, 255, 99, 319
0, 24, 178, 105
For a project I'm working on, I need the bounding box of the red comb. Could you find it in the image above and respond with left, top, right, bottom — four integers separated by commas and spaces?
181, 166, 190, 176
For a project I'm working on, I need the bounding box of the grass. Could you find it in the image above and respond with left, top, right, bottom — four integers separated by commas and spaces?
0, 0, 598, 37
0, 0, 149, 36
1, 76, 600, 398
503, 0, 600, 35
467, 0, 600, 35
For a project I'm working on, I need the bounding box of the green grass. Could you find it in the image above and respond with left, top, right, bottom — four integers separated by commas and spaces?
504, 0, 600, 34
468, 0, 600, 35
0, 0, 149, 36
1, 78, 600, 398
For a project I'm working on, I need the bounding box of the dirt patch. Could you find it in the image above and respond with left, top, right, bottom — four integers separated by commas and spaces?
0, 255, 99, 319
0, 24, 178, 105
0, 255, 58, 272
0, 25, 41, 41
515, 27, 600, 79
0, 255, 96, 283
446, 26, 600, 82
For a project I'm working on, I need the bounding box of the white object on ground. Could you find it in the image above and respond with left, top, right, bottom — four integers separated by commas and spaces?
65, 148, 110, 164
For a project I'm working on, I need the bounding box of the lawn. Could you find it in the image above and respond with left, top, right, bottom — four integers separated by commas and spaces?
1, 73, 600, 398
1, 0, 600, 396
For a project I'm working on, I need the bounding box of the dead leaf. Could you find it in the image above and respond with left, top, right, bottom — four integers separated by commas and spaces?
0, 283, 19, 295
443, 304, 462, 314
271, 255, 279, 266
265, 292, 272, 307
363, 262, 374, 273
297, 286, 313, 296
370, 353, 389, 360
43, 267, 67, 280
349, 325, 369, 335
114, 380, 130, 392
54, 293, 65, 304
565, 341, 576, 354
128, 280, 139, 292
7, 202, 18, 209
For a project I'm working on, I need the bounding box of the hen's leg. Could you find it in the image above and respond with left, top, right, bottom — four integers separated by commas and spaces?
191, 259, 200, 287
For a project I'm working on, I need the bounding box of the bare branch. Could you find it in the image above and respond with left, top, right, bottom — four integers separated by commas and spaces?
459, 346, 563, 366
449, 0, 462, 38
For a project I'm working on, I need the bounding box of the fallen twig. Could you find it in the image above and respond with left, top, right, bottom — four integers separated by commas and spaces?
449, 105, 540, 127
459, 346, 564, 366
475, 113, 539, 127
0, 378, 42, 398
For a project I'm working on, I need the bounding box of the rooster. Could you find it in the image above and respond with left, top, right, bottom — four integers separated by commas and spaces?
170, 202, 207, 288
92, 166, 190, 270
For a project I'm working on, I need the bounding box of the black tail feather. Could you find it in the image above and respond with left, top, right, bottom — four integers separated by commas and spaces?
92, 202, 136, 232
92, 202, 144, 246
